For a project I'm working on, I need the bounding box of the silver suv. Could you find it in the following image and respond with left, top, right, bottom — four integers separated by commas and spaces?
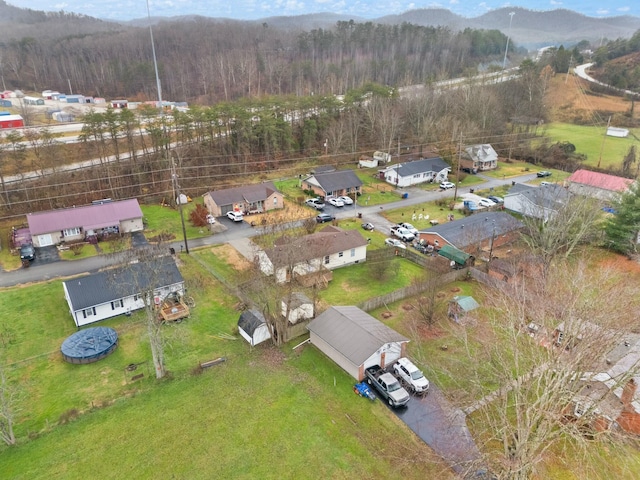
393, 358, 429, 394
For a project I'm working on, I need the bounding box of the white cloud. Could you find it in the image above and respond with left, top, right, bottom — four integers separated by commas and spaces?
617, 6, 630, 12
596, 9, 610, 15
549, 0, 562, 6
449, 0, 459, 5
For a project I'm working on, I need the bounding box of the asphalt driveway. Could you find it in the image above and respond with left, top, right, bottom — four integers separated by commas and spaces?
393, 385, 484, 476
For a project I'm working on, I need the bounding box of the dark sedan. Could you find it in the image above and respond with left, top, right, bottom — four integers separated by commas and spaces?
316, 213, 335, 223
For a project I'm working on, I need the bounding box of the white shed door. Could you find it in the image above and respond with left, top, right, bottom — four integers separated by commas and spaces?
384, 342, 402, 365
38, 234, 53, 246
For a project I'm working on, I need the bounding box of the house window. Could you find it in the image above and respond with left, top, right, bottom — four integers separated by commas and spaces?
63, 227, 81, 237
133, 294, 139, 301
339, 252, 344, 258
111, 299, 123, 310
82, 307, 96, 318
351, 248, 355, 257
324, 255, 330, 264
273, 197, 278, 206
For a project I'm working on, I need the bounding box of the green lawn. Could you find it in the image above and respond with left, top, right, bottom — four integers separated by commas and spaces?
0, 255, 451, 479
141, 201, 213, 242
543, 122, 640, 170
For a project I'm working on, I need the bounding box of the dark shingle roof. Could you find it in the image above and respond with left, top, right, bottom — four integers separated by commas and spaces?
238, 309, 267, 336
395, 157, 449, 178
507, 184, 570, 210
310, 170, 363, 193
208, 182, 279, 207
63, 256, 183, 311
265, 226, 367, 267
307, 306, 408, 366
421, 211, 523, 248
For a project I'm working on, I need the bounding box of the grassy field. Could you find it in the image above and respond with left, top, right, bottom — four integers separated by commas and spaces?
0, 251, 455, 479
141, 201, 213, 242
543, 123, 640, 171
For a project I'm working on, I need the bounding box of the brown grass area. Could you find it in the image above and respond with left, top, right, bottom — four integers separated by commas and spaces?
211, 244, 252, 271
546, 74, 634, 123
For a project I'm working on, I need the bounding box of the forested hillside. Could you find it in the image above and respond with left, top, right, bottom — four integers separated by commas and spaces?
0, 16, 512, 103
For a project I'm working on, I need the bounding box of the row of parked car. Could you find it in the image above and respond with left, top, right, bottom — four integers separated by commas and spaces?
305, 195, 354, 211
365, 357, 430, 407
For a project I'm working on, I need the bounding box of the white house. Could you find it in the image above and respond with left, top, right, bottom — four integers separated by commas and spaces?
62, 256, 185, 327
504, 183, 570, 221
381, 157, 450, 187
27, 199, 144, 247
258, 226, 368, 284
237, 309, 271, 346
307, 306, 409, 381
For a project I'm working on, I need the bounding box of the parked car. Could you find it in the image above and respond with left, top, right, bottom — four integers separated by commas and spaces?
540, 181, 553, 187
226, 211, 244, 222
328, 197, 345, 207
487, 195, 504, 204
20, 243, 35, 261
477, 198, 496, 208
537, 171, 552, 177
393, 358, 429, 395
440, 181, 455, 189
463, 200, 479, 212
361, 222, 374, 231
390, 226, 415, 242
338, 195, 354, 205
385, 238, 406, 249
305, 198, 325, 210
365, 365, 410, 408
398, 222, 419, 235
316, 213, 335, 223
206, 214, 216, 224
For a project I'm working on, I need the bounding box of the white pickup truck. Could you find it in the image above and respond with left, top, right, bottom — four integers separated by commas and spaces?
390, 225, 415, 242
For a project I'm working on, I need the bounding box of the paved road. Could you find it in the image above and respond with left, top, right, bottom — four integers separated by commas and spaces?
0, 172, 539, 288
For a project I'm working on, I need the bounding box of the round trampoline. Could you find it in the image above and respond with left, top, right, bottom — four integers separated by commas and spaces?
61, 327, 119, 364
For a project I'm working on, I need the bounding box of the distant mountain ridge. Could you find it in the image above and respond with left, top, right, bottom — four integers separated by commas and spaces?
1, 0, 639, 49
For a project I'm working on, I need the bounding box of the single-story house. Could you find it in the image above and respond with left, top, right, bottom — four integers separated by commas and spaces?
307, 306, 409, 381
418, 211, 523, 254
258, 226, 368, 284
301, 170, 363, 199
504, 183, 570, 221
447, 295, 480, 323
27, 199, 144, 247
461, 144, 498, 172
380, 157, 450, 187
204, 182, 283, 217
566, 169, 634, 202
62, 256, 184, 327
238, 309, 271, 346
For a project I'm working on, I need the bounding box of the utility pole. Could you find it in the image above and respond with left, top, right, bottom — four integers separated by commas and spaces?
146, 0, 163, 114
453, 134, 463, 202
597, 116, 611, 169
171, 151, 189, 254
502, 12, 515, 70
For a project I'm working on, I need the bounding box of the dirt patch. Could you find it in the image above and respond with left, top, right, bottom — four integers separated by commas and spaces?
147, 232, 176, 243
417, 322, 446, 340
259, 345, 286, 368
597, 253, 640, 276
212, 244, 252, 271
546, 74, 635, 124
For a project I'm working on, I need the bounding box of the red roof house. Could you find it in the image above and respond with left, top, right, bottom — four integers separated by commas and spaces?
567, 169, 634, 201
27, 199, 144, 247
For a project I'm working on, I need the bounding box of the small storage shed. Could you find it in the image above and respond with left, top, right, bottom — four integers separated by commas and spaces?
238, 309, 271, 346
0, 99, 12, 107
448, 296, 480, 323
438, 244, 475, 267
307, 306, 408, 381
0, 114, 24, 129
281, 292, 314, 324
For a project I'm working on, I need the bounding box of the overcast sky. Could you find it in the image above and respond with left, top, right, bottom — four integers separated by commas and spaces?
8, 0, 639, 22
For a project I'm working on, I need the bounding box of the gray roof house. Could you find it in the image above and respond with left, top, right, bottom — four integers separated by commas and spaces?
461, 144, 498, 171
381, 157, 450, 188
27, 199, 144, 247
504, 183, 571, 220
418, 211, 524, 253
301, 170, 363, 199
62, 256, 184, 327
204, 182, 283, 217
258, 226, 368, 284
307, 306, 409, 381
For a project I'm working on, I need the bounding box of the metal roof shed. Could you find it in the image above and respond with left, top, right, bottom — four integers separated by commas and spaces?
438, 244, 474, 266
